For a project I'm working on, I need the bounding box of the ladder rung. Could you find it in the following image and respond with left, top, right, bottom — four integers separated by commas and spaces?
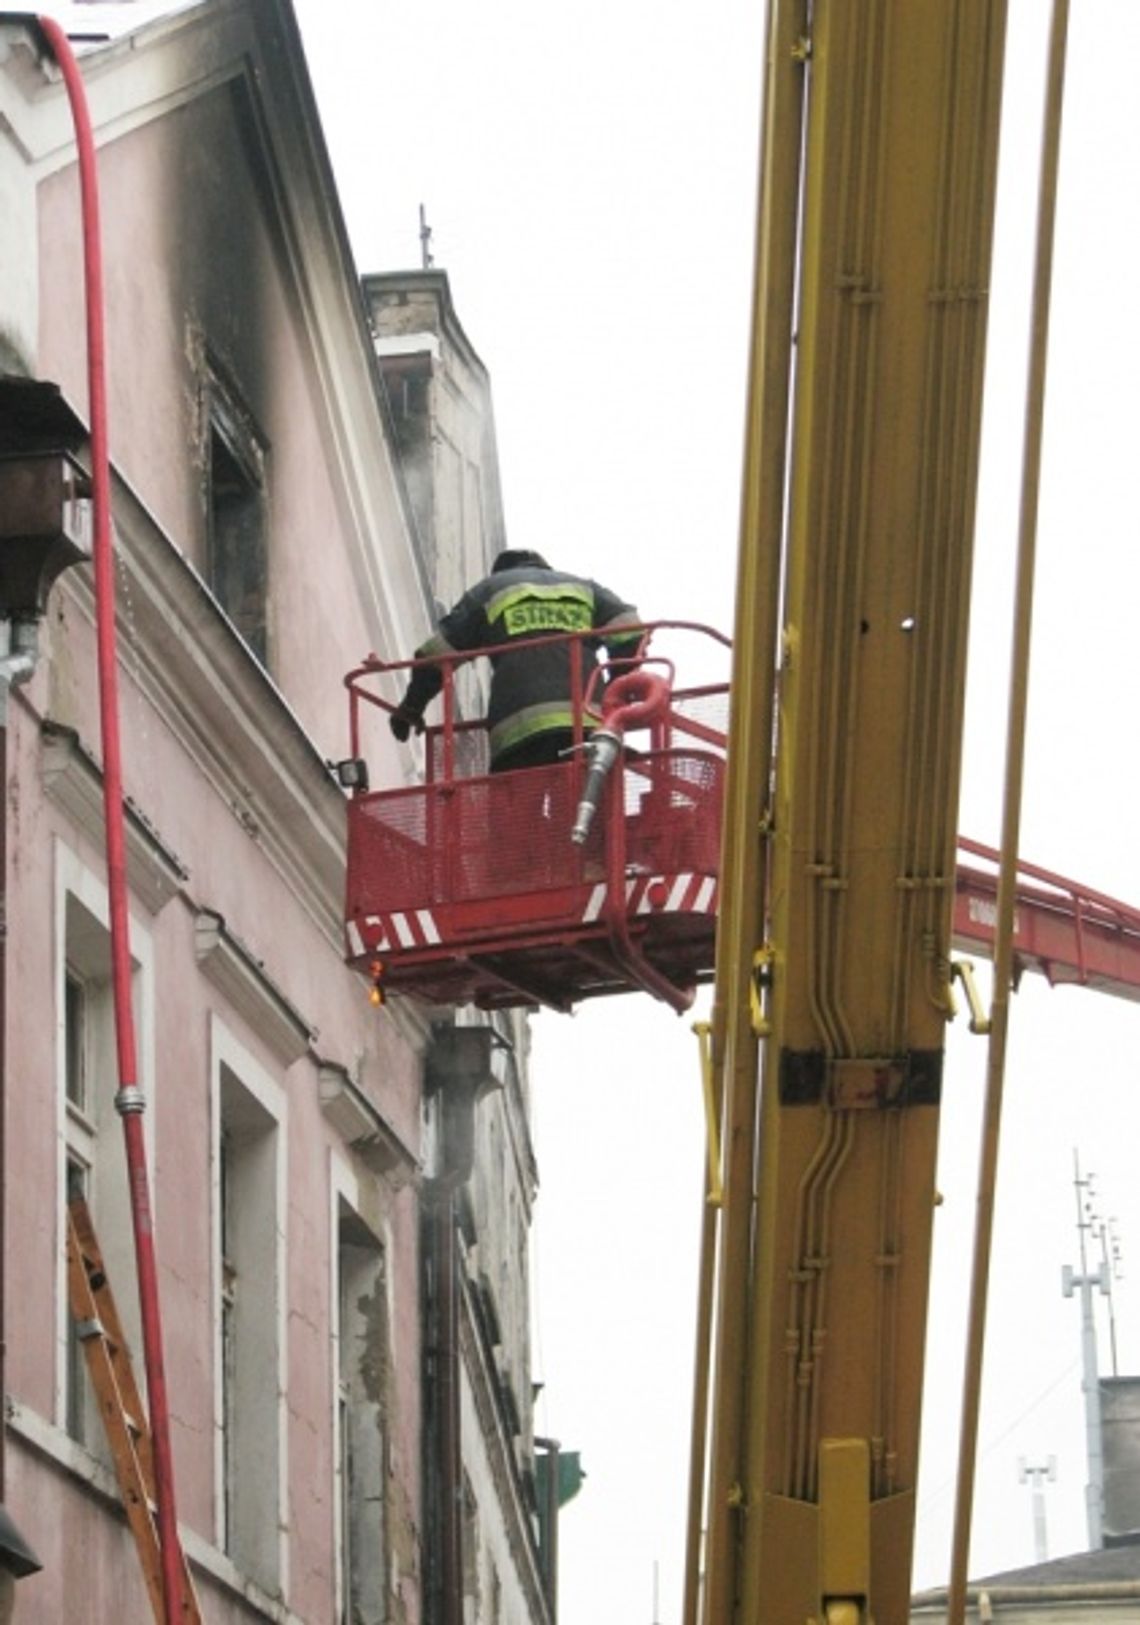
66, 1196, 202, 1624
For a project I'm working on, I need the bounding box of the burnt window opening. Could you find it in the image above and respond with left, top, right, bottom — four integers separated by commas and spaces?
336, 1202, 387, 1625
377, 353, 431, 455
393, 367, 429, 422
64, 970, 87, 1113
205, 388, 268, 667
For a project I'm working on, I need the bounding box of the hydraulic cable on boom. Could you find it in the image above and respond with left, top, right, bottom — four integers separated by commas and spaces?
692, 4, 1010, 1623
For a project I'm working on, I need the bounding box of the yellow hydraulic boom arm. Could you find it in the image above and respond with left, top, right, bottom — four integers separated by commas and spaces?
696, 4, 1009, 1622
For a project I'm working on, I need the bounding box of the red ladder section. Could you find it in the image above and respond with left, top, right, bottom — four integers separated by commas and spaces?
66, 1197, 201, 1623
954, 836, 1140, 1002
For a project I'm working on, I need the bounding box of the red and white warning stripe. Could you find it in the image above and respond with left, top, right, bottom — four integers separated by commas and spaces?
346, 874, 717, 958
582, 872, 717, 923
346, 909, 442, 957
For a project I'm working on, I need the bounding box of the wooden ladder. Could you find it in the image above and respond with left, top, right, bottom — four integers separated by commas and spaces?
66, 1195, 201, 1624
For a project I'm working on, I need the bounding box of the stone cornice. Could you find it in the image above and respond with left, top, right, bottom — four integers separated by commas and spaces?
195, 908, 316, 1067
40, 719, 189, 913
316, 1058, 420, 1186
362, 270, 491, 389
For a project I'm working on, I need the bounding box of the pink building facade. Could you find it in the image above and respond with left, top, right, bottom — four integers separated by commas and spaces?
0, 5, 549, 1622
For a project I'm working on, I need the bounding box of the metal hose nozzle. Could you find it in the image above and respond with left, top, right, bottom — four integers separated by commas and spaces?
570, 729, 622, 845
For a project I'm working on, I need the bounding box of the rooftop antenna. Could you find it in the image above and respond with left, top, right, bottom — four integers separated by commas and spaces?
419, 203, 434, 270
1018, 1457, 1057, 1564
1093, 1210, 1124, 1377
1062, 1148, 1109, 1549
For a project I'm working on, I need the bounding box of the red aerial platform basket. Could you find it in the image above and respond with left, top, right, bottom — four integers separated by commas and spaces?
342, 622, 730, 1012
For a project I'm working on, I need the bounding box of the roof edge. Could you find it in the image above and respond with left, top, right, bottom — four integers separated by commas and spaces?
361, 269, 490, 384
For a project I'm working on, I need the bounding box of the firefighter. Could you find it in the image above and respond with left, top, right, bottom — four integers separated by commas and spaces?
389, 549, 642, 771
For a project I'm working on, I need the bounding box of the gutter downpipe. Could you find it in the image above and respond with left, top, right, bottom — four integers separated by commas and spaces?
534, 1435, 561, 1618
428, 1185, 463, 1625
424, 1033, 490, 1625
946, 4, 1071, 1618
33, 19, 184, 1621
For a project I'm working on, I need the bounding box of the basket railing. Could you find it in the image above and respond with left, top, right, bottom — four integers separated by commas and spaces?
343, 619, 732, 786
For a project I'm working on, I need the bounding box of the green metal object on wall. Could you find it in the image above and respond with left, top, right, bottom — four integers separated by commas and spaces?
535, 1449, 585, 1509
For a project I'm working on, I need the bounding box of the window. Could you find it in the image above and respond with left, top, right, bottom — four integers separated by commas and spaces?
204, 371, 268, 665
64, 971, 87, 1113
64, 1157, 88, 1445
56, 851, 154, 1451
219, 1121, 239, 1545
335, 1200, 387, 1625
211, 1025, 285, 1594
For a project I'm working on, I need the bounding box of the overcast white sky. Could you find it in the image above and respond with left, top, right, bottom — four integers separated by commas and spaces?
291, 1, 1140, 1617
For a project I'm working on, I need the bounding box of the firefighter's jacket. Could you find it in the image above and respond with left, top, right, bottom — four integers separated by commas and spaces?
401, 565, 642, 763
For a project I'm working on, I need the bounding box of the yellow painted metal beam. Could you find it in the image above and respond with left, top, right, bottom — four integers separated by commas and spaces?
699, 2, 808, 1619
948, 2, 1072, 1616
697, 3, 1009, 1621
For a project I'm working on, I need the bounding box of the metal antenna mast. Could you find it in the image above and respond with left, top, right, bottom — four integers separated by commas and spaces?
1094, 1211, 1124, 1378
1062, 1148, 1108, 1549
1018, 1456, 1057, 1564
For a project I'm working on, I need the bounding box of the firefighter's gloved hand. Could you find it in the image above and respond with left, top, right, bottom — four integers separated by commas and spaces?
389, 704, 425, 743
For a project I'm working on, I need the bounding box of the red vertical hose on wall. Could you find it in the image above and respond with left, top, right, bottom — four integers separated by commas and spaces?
34, 18, 184, 1622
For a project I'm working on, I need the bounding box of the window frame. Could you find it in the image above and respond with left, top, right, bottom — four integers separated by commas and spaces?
330, 1155, 391, 1625
54, 841, 155, 1444
209, 1016, 288, 1595
201, 358, 270, 666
